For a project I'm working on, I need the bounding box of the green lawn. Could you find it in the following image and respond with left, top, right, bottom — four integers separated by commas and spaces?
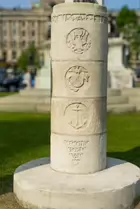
0, 112, 140, 194
0, 92, 16, 97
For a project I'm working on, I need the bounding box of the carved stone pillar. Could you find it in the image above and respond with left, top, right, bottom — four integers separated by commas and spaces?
51, 3, 108, 174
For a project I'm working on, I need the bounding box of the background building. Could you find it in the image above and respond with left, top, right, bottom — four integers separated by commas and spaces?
0, 0, 62, 63
1, 0, 140, 66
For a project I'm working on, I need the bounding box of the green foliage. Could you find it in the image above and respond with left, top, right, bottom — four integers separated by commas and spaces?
124, 25, 140, 52
17, 43, 40, 72
117, 6, 140, 53
117, 6, 138, 31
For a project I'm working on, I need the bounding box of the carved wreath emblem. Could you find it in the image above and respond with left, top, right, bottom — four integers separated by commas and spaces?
65, 66, 89, 92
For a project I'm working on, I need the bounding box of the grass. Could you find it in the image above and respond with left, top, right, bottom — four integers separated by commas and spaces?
0, 112, 140, 194
0, 93, 16, 97
135, 82, 140, 88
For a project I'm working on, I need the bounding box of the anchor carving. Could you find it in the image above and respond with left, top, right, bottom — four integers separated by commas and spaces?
67, 103, 87, 129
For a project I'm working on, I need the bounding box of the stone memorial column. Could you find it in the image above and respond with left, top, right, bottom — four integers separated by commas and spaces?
51, 3, 108, 174
14, 3, 140, 209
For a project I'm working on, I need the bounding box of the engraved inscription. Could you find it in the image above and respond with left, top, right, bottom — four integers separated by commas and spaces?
65, 140, 89, 165
52, 14, 108, 24
64, 103, 89, 129
66, 28, 91, 54
65, 66, 89, 92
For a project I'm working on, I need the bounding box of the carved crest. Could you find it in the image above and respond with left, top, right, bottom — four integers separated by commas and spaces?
65, 66, 89, 92
66, 28, 91, 54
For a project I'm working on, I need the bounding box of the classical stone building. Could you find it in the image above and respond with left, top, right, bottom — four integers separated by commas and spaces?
0, 0, 62, 63
1, 0, 139, 65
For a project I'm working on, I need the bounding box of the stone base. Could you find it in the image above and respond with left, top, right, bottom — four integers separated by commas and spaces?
107, 104, 136, 113
35, 76, 51, 90
108, 69, 134, 89
107, 88, 121, 96
35, 65, 51, 90
14, 158, 140, 209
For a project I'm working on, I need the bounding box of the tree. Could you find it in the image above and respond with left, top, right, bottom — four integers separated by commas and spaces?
117, 6, 138, 32
117, 6, 140, 63
18, 43, 40, 71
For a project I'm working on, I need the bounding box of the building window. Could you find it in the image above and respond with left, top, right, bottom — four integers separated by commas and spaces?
22, 41, 26, 47
47, 24, 51, 39
12, 51, 17, 60
2, 51, 7, 61
12, 41, 16, 48
31, 21, 35, 27
12, 21, 16, 26
32, 31, 35, 36
2, 22, 7, 29
3, 30, 7, 36
22, 31, 25, 37
21, 21, 25, 27
48, 15, 51, 22
2, 41, 7, 48
13, 29, 16, 36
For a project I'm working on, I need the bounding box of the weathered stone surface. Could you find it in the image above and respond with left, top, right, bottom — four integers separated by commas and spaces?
51, 133, 106, 173
107, 104, 136, 114
51, 3, 108, 174
122, 88, 140, 96
51, 4, 108, 61
107, 88, 121, 96
51, 97, 106, 135
14, 158, 140, 209
107, 96, 128, 105
108, 38, 133, 89
109, 70, 133, 89
52, 61, 107, 97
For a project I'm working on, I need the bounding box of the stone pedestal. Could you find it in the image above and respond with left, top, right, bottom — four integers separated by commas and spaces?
108, 38, 134, 89
35, 63, 51, 89
14, 158, 140, 209
35, 41, 51, 90
14, 3, 140, 209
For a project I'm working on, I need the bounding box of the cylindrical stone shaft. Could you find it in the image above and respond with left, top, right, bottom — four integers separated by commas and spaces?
51, 3, 108, 174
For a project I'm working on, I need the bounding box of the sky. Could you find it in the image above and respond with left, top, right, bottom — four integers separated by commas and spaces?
0, 0, 140, 10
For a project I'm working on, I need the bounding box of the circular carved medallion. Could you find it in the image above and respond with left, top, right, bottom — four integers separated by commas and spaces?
66, 28, 91, 54
65, 66, 89, 92
64, 103, 88, 129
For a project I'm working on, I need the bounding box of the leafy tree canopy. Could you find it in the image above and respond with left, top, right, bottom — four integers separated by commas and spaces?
18, 43, 40, 72
117, 6, 138, 32
117, 6, 140, 53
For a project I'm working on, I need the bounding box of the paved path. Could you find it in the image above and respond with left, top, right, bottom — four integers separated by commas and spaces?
0, 193, 24, 209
